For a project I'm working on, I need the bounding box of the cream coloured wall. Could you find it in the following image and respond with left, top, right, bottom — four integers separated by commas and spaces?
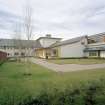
0, 48, 34, 57
35, 49, 46, 58
100, 51, 105, 58
59, 42, 85, 58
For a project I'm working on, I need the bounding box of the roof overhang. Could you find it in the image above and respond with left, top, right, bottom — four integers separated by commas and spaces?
84, 47, 105, 52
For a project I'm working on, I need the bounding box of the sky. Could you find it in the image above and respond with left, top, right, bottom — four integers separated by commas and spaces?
0, 0, 105, 40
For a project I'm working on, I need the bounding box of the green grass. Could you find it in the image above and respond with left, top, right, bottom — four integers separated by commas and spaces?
0, 62, 105, 104
47, 58, 105, 64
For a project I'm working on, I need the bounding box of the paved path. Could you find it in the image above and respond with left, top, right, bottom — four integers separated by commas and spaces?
30, 58, 105, 72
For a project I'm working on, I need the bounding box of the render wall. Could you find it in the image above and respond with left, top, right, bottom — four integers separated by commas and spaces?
100, 51, 105, 58
59, 42, 85, 58
0, 48, 34, 57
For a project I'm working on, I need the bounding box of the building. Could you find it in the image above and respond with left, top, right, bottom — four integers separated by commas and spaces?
49, 36, 88, 58
84, 33, 105, 58
35, 33, 105, 58
0, 32, 105, 58
0, 39, 36, 57
35, 34, 62, 58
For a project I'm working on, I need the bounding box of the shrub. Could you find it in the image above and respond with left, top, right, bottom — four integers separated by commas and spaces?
0, 59, 6, 66
18, 79, 105, 105
0, 79, 105, 105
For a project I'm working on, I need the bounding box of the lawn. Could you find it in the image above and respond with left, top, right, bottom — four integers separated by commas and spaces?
47, 58, 105, 64
0, 62, 105, 104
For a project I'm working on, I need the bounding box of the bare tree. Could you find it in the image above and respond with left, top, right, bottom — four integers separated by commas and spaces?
24, 2, 33, 58
23, 2, 34, 75
12, 22, 22, 62
25, 5, 33, 41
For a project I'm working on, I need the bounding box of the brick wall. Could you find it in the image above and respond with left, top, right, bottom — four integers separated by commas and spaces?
0, 51, 7, 60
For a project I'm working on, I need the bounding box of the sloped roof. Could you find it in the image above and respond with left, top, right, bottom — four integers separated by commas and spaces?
34, 40, 43, 48
36, 37, 62, 41
50, 36, 87, 47
0, 39, 38, 48
88, 32, 105, 42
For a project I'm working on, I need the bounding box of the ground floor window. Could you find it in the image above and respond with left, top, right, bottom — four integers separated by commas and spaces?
7, 53, 10, 56
21, 52, 25, 56
89, 51, 98, 57
53, 49, 57, 55
14, 52, 19, 56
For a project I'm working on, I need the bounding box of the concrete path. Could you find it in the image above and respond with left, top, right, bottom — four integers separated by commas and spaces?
30, 58, 105, 72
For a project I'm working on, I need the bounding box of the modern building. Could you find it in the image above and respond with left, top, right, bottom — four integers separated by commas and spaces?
35, 33, 105, 58
35, 34, 62, 58
84, 33, 105, 58
49, 36, 88, 58
0, 39, 36, 57
0, 32, 105, 58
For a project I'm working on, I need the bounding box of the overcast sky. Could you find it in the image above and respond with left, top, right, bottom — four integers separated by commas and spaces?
0, 0, 105, 40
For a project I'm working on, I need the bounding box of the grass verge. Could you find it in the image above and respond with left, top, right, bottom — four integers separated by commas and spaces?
0, 62, 105, 104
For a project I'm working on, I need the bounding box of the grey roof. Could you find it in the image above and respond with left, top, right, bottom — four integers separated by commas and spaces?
0, 39, 39, 48
88, 32, 105, 42
34, 40, 43, 49
50, 36, 87, 47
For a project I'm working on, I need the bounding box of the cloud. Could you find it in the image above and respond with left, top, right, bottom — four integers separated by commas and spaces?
0, 9, 22, 31
0, 0, 105, 39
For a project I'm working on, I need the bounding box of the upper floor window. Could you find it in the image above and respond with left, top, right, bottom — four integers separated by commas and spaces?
3, 46, 6, 50
88, 39, 96, 44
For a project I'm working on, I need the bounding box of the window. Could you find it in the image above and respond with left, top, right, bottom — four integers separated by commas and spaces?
14, 52, 19, 56
89, 51, 97, 57
21, 52, 25, 56
3, 46, 6, 50
88, 39, 96, 44
53, 50, 57, 55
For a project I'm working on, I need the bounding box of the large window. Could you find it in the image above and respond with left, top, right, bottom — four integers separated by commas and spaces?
89, 51, 98, 57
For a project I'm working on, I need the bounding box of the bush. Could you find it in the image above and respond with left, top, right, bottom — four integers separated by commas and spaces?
0, 79, 105, 105
0, 59, 6, 66
18, 79, 105, 105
